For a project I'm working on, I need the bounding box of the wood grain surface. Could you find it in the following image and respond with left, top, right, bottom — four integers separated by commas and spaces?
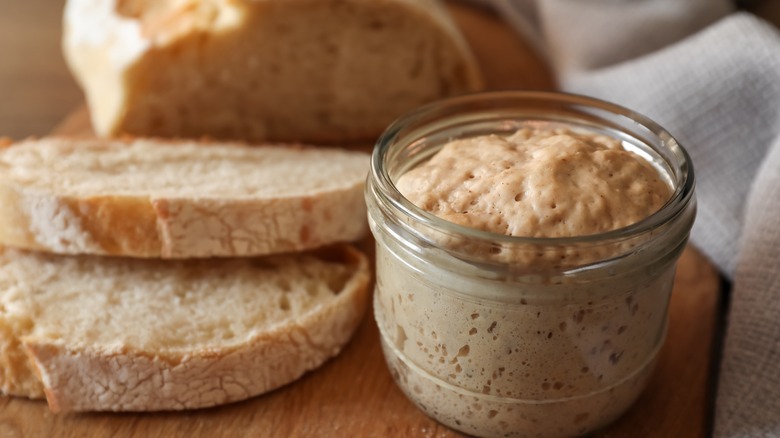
0, 2, 722, 437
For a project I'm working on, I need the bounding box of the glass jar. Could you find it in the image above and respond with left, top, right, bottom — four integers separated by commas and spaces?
365, 91, 696, 438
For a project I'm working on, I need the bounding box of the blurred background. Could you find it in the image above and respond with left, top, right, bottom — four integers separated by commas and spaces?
0, 1, 82, 139
1, 0, 779, 140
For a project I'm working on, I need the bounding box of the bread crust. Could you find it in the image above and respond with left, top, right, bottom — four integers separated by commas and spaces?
63, 0, 484, 144
20, 245, 370, 412
0, 138, 368, 258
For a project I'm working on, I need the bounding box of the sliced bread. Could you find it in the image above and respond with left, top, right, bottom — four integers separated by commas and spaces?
63, 0, 484, 143
0, 137, 369, 258
0, 244, 370, 412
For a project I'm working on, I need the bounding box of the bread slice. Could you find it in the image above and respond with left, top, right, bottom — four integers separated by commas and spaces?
0, 244, 370, 412
0, 137, 368, 258
62, 0, 483, 144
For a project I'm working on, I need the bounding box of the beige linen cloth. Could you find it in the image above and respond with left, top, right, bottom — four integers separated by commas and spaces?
473, 0, 780, 435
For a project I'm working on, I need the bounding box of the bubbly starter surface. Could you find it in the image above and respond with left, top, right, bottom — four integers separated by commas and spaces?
396, 127, 671, 239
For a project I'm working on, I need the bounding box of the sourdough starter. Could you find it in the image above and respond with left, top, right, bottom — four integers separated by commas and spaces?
372, 128, 675, 437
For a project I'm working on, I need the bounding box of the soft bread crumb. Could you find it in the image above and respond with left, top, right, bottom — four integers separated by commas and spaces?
0, 138, 367, 198
0, 138, 369, 258
0, 245, 370, 411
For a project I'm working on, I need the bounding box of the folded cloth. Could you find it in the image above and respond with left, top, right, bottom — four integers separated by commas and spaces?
471, 1, 780, 436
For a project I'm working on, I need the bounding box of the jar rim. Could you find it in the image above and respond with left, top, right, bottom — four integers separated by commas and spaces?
369, 90, 696, 247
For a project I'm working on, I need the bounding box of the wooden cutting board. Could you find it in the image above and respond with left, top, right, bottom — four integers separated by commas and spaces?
0, 3, 722, 437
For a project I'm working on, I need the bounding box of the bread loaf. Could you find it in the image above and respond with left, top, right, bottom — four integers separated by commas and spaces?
0, 244, 369, 412
0, 137, 369, 258
63, 0, 484, 143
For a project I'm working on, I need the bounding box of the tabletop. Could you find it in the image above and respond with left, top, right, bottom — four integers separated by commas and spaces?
0, 1, 726, 437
